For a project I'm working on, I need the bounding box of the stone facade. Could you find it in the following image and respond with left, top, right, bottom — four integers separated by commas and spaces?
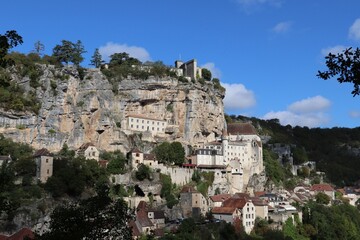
125, 114, 167, 136
174, 59, 202, 80
76, 143, 100, 161
194, 122, 264, 194
34, 148, 53, 183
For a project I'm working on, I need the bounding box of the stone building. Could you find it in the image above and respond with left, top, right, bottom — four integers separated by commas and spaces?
130, 148, 158, 169
180, 185, 208, 218
125, 114, 167, 136
76, 142, 99, 161
194, 122, 264, 193
174, 59, 202, 80
34, 148, 53, 183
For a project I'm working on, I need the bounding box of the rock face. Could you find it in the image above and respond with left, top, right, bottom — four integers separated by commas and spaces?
0, 65, 225, 153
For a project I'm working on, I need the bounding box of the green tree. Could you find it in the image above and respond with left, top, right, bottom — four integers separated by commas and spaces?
135, 164, 151, 181
37, 184, 133, 240
72, 40, 86, 66
317, 47, 360, 96
90, 48, 103, 68
0, 30, 23, 67
109, 52, 141, 66
154, 142, 171, 163
52, 40, 86, 66
201, 68, 212, 81
170, 142, 185, 165
315, 192, 331, 205
33, 40, 45, 56
104, 151, 127, 174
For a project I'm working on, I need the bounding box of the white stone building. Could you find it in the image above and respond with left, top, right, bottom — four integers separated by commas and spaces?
34, 148, 53, 183
194, 122, 264, 193
76, 142, 100, 161
125, 114, 167, 136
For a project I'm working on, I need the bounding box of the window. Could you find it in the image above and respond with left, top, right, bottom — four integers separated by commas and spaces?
131, 119, 133, 122
136, 153, 140, 157
92, 152, 95, 156
46, 159, 48, 163
47, 169, 50, 174
137, 119, 139, 123
142, 120, 144, 123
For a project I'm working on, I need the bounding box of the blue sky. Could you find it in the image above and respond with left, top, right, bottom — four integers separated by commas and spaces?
2, 0, 360, 128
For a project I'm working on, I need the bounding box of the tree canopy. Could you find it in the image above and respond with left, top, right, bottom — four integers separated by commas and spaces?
317, 47, 360, 96
52, 40, 86, 66
37, 184, 133, 240
0, 30, 23, 67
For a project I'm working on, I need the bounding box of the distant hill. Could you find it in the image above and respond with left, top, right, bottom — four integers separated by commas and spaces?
227, 114, 360, 186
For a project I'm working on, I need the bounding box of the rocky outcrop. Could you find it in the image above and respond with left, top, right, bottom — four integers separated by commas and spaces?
0, 65, 225, 153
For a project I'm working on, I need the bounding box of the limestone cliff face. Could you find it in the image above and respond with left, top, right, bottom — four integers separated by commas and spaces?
0, 65, 225, 152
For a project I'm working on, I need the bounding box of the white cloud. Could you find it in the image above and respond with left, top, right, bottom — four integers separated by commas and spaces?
222, 82, 256, 111
288, 96, 330, 113
349, 18, 360, 41
262, 95, 331, 127
99, 42, 151, 62
201, 62, 222, 79
349, 111, 360, 118
272, 21, 292, 33
321, 45, 348, 56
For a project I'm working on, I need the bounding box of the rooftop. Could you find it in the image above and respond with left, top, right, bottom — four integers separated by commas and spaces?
227, 123, 257, 135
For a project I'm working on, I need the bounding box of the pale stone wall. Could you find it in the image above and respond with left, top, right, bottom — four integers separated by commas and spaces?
156, 164, 194, 185
126, 115, 167, 136
242, 201, 256, 234
84, 146, 99, 161
36, 156, 53, 183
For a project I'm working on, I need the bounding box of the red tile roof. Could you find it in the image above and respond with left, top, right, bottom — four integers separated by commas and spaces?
131, 148, 142, 154
136, 209, 153, 227
180, 185, 198, 193
210, 194, 231, 203
222, 197, 247, 209
311, 184, 334, 192
212, 207, 236, 214
78, 142, 96, 151
227, 123, 257, 135
33, 148, 52, 157
7, 227, 34, 240
129, 220, 141, 237
144, 153, 156, 161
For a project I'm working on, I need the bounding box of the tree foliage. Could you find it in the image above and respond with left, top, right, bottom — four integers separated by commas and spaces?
90, 48, 103, 68
37, 184, 133, 240
201, 68, 212, 81
153, 141, 185, 165
318, 47, 360, 96
52, 40, 86, 66
0, 30, 23, 67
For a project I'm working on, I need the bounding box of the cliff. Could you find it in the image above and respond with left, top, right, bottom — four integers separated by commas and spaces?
0, 65, 225, 153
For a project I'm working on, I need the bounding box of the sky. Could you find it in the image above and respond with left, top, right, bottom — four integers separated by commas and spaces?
1, 0, 360, 128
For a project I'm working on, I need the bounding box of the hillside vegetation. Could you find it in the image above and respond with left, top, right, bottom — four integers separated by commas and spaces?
227, 115, 360, 186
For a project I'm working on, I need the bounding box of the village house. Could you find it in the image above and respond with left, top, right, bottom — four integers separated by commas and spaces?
34, 148, 53, 183
129, 201, 165, 239
0, 227, 34, 240
179, 185, 208, 218
211, 195, 256, 234
76, 142, 100, 161
130, 148, 158, 169
310, 183, 335, 201
209, 194, 231, 208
